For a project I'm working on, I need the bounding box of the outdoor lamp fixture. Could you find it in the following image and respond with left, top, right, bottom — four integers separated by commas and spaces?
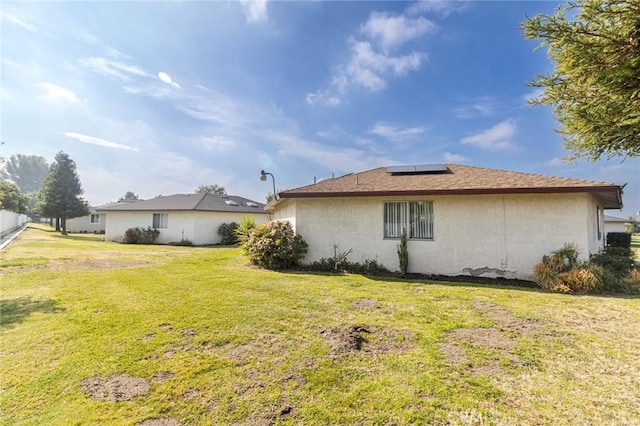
260, 169, 277, 200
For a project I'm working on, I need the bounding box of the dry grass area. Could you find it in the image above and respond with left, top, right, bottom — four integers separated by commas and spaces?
1, 225, 639, 425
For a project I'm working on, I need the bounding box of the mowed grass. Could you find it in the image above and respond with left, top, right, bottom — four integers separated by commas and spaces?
1, 225, 639, 425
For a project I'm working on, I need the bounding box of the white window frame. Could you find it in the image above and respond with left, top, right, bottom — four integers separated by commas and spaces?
152, 213, 168, 229
90, 214, 100, 224
384, 201, 434, 240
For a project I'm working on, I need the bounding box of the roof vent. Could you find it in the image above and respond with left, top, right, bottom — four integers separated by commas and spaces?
386, 164, 450, 175
225, 200, 238, 206
246, 202, 258, 207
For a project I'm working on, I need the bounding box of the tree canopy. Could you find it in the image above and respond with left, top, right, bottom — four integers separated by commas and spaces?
0, 180, 29, 214
196, 184, 226, 195
522, 0, 640, 160
36, 151, 89, 234
1, 154, 49, 193
118, 191, 140, 202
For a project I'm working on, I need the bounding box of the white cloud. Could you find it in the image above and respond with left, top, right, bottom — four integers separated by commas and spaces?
305, 90, 341, 106
368, 122, 425, 142
545, 157, 565, 166
266, 130, 395, 173
2, 13, 37, 32
63, 132, 139, 151
443, 152, 469, 163
78, 57, 148, 80
306, 2, 445, 106
201, 135, 235, 150
38, 82, 80, 104
158, 72, 181, 89
460, 119, 517, 150
339, 39, 423, 92
454, 96, 495, 118
241, 0, 268, 24
523, 88, 544, 104
361, 12, 436, 52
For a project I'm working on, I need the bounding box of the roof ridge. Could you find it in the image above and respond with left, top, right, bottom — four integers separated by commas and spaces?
193, 193, 209, 210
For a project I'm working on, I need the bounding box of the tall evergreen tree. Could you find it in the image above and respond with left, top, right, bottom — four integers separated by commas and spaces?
36, 151, 89, 234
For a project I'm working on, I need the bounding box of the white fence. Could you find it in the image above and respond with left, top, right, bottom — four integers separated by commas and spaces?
0, 210, 28, 235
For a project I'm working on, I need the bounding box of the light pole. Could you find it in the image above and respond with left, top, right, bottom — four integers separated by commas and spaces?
260, 169, 277, 200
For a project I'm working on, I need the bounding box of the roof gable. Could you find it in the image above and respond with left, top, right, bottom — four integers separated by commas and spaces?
276, 164, 623, 209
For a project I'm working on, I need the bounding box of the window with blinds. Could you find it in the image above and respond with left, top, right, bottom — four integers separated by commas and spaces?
384, 201, 433, 240
152, 213, 168, 229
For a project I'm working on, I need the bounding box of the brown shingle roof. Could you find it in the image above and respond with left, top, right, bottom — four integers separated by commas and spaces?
277, 164, 622, 209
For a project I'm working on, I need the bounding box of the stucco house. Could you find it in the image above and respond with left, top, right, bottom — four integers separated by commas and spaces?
604, 215, 629, 235
98, 193, 269, 245
66, 206, 106, 233
267, 164, 623, 281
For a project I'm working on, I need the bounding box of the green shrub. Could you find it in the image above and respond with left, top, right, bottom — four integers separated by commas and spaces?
123, 227, 160, 244
535, 242, 639, 294
590, 246, 635, 276
217, 222, 239, 245
606, 232, 632, 248
235, 217, 256, 245
242, 221, 308, 269
308, 246, 391, 276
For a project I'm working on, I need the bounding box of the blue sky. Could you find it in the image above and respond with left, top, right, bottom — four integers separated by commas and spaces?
1, 0, 638, 217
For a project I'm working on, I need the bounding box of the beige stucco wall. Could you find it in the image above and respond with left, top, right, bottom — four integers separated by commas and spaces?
67, 214, 106, 233
604, 221, 628, 235
273, 193, 604, 281
104, 211, 268, 245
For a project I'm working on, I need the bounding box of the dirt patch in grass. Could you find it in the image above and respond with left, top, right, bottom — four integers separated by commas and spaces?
350, 298, 377, 309
321, 325, 415, 356
81, 373, 149, 401
473, 301, 542, 335
48, 258, 153, 271
440, 302, 542, 376
321, 325, 369, 354
136, 418, 180, 426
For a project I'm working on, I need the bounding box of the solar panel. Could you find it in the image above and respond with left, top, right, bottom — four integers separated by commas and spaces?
386, 164, 449, 174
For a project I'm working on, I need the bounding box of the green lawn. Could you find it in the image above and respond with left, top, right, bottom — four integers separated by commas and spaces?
1, 225, 639, 425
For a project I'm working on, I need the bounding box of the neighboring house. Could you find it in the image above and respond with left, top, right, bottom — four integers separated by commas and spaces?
97, 193, 268, 245
66, 206, 106, 233
604, 215, 629, 235
267, 164, 623, 281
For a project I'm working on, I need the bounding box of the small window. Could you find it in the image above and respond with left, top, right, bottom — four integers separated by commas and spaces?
596, 207, 602, 240
90, 214, 100, 224
152, 213, 168, 229
384, 201, 433, 240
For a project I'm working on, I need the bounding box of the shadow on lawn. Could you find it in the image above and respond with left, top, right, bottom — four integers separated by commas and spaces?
284, 269, 640, 299
0, 297, 64, 328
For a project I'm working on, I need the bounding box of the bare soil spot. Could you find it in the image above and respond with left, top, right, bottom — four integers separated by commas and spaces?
81, 373, 149, 402
440, 327, 521, 377
350, 298, 377, 309
142, 332, 156, 342
321, 325, 415, 356
47, 258, 152, 272
448, 328, 517, 352
473, 301, 542, 335
182, 388, 199, 399
136, 418, 180, 426
151, 371, 174, 383
321, 325, 370, 354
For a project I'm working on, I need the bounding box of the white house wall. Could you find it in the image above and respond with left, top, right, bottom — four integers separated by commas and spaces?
67, 214, 106, 233
104, 211, 268, 244
275, 193, 600, 281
